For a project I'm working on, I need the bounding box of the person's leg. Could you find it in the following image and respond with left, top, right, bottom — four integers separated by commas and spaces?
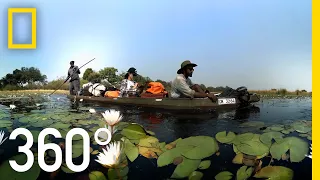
74, 80, 80, 96
69, 82, 74, 95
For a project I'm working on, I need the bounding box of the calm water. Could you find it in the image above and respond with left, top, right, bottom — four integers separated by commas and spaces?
0, 94, 312, 180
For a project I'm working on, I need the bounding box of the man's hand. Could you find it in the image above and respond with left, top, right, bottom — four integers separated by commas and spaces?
207, 93, 218, 102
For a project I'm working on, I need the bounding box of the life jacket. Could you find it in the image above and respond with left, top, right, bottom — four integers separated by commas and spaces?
104, 91, 120, 98
146, 82, 166, 94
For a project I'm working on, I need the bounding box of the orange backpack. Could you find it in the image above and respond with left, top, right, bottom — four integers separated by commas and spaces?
104, 91, 120, 98
146, 82, 167, 95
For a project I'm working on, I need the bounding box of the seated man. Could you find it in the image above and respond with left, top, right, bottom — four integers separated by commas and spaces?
170, 60, 217, 102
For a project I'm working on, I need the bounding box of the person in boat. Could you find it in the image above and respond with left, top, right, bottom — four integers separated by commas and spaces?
170, 60, 218, 102
68, 61, 81, 95
118, 67, 142, 97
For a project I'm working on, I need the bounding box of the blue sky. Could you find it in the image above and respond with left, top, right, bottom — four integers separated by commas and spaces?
0, 0, 311, 91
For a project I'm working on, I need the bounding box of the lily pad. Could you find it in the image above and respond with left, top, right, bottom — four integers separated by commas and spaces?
19, 130, 50, 143
198, 160, 211, 170
89, 171, 107, 180
253, 166, 294, 180
0, 120, 13, 128
232, 133, 254, 145
176, 136, 219, 160
138, 136, 159, 147
124, 139, 139, 162
0, 154, 41, 180
157, 146, 193, 167
188, 171, 203, 180
260, 132, 284, 147
236, 166, 253, 180
215, 131, 236, 143
61, 163, 76, 173
171, 157, 201, 179
121, 124, 147, 140
236, 140, 269, 156
215, 171, 233, 180
293, 122, 311, 133
108, 166, 129, 180
270, 136, 309, 162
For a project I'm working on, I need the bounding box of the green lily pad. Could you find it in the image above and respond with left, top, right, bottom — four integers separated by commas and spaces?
138, 136, 159, 147
176, 136, 219, 160
232, 133, 254, 145
0, 120, 13, 128
281, 130, 291, 135
0, 154, 41, 180
198, 160, 211, 170
124, 139, 139, 162
260, 132, 284, 147
253, 166, 294, 180
215, 171, 233, 180
188, 171, 203, 180
50, 122, 70, 129
61, 163, 76, 173
108, 166, 129, 180
215, 131, 236, 143
157, 146, 193, 167
270, 136, 309, 162
171, 157, 201, 179
236, 166, 253, 180
293, 122, 311, 133
270, 125, 284, 132
236, 139, 269, 156
89, 171, 107, 180
121, 124, 147, 140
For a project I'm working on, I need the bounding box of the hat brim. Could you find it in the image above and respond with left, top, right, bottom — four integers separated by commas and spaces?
177, 63, 197, 74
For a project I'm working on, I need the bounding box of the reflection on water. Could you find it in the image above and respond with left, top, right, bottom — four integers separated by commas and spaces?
0, 94, 312, 180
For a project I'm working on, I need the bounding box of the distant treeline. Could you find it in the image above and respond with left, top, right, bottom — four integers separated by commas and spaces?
0, 66, 310, 96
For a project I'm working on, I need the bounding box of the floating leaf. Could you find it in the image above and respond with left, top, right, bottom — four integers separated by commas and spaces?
236, 166, 253, 180
165, 138, 182, 150
61, 163, 76, 173
0, 120, 13, 128
121, 124, 147, 140
89, 171, 107, 180
215, 171, 233, 180
176, 136, 219, 160
236, 140, 269, 156
188, 171, 203, 180
232, 153, 243, 164
270, 125, 284, 132
108, 167, 129, 180
171, 157, 201, 179
157, 146, 192, 167
270, 136, 309, 162
124, 139, 139, 162
216, 131, 236, 143
292, 122, 311, 133
20, 130, 50, 143
173, 156, 184, 165
254, 166, 294, 180
0, 154, 41, 180
260, 132, 284, 147
232, 133, 254, 145
138, 136, 159, 147
198, 160, 211, 170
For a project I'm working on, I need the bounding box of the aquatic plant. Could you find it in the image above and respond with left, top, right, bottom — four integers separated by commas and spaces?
101, 109, 123, 135
0, 130, 7, 146
95, 141, 123, 168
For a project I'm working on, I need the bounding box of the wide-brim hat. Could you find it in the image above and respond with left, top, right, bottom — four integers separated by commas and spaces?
177, 60, 197, 74
127, 67, 138, 76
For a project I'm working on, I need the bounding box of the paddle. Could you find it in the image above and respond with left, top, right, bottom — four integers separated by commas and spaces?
48, 58, 96, 96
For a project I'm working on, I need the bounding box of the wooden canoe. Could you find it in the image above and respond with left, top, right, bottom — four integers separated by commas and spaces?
67, 94, 260, 111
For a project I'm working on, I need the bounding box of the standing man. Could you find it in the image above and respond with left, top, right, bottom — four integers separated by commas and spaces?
171, 60, 217, 102
68, 61, 81, 95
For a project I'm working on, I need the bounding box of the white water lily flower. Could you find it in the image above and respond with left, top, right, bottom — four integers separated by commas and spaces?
101, 109, 123, 126
95, 141, 122, 168
36, 103, 41, 107
89, 108, 96, 113
0, 130, 8, 146
80, 99, 83, 102
9, 104, 16, 109
306, 144, 312, 159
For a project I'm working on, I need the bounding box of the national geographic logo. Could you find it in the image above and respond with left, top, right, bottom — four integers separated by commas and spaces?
7, 8, 37, 49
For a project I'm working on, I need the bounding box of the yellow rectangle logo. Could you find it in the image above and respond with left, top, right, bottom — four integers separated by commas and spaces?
8, 8, 37, 49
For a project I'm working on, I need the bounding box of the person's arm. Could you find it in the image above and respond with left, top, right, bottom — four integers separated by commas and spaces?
176, 79, 207, 98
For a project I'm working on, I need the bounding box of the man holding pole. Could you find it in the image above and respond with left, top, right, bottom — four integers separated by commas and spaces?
68, 61, 81, 95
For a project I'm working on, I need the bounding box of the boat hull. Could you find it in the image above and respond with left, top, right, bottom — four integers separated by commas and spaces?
67, 94, 259, 111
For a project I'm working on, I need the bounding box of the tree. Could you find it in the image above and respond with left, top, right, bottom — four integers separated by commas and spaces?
99, 67, 119, 84
83, 68, 94, 81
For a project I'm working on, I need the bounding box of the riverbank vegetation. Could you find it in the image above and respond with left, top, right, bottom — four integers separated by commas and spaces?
0, 66, 311, 97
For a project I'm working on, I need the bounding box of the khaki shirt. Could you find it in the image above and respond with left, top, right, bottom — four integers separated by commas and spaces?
170, 74, 195, 98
